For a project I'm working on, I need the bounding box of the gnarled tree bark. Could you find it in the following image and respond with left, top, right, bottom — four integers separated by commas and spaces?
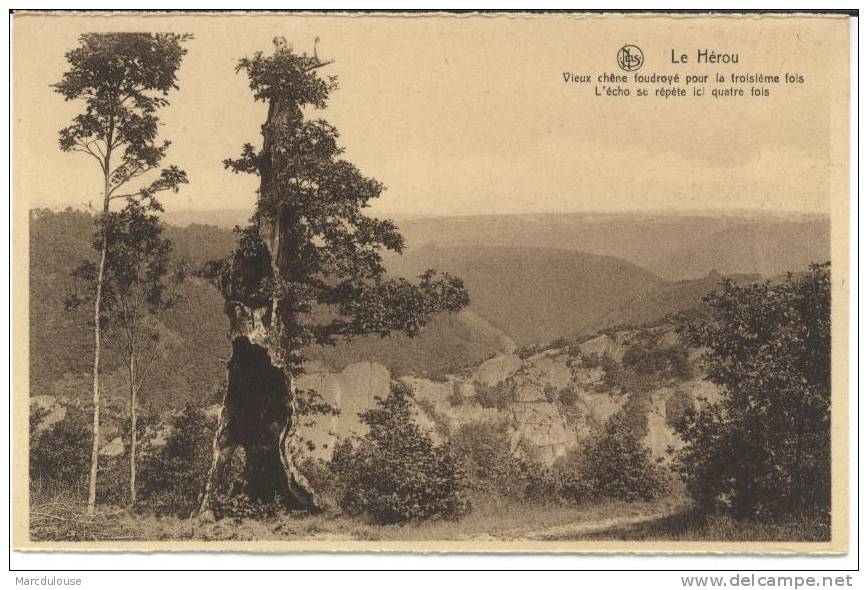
199, 302, 318, 513
199, 57, 321, 514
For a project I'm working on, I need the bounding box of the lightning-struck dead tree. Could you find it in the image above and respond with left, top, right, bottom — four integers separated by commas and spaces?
54, 33, 190, 514
198, 38, 469, 514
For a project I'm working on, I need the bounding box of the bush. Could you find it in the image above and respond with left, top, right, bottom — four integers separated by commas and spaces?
515, 344, 541, 359
30, 403, 91, 496
209, 491, 282, 522
449, 421, 589, 504
450, 401, 668, 506
551, 449, 594, 503
447, 381, 465, 407
30, 401, 164, 506
138, 403, 215, 516
675, 263, 831, 518
449, 420, 517, 495
596, 334, 694, 394
577, 409, 668, 501
665, 388, 695, 427
330, 383, 469, 524
471, 379, 515, 410
296, 456, 341, 508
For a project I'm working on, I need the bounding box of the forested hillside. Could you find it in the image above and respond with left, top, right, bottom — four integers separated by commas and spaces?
165, 209, 831, 281
29, 209, 231, 410
384, 245, 662, 345
31, 208, 817, 410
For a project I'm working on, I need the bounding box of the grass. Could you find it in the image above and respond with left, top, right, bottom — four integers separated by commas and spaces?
355, 495, 682, 542
574, 507, 831, 542
30, 491, 681, 543
30, 494, 143, 542
29, 490, 829, 544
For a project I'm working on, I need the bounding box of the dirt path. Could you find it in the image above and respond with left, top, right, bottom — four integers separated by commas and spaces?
464, 506, 676, 542
518, 509, 671, 541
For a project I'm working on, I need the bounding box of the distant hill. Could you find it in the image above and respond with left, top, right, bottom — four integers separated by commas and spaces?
660, 222, 830, 279
163, 208, 252, 231
29, 209, 232, 411
164, 209, 830, 280
28, 210, 511, 408
383, 245, 662, 346
29, 208, 825, 410
592, 270, 763, 333
310, 309, 512, 380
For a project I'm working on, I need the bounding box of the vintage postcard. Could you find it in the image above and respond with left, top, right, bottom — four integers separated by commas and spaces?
11, 11, 851, 553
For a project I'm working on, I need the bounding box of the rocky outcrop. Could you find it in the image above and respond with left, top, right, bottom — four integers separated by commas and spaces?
30, 326, 719, 487
296, 327, 721, 465
295, 361, 391, 456
30, 396, 67, 433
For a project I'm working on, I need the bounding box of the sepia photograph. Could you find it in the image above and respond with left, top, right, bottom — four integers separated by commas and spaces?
10, 10, 852, 555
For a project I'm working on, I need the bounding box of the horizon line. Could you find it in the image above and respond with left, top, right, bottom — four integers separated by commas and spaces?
30, 204, 832, 220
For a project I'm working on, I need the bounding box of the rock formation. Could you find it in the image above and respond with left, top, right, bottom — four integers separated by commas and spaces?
295, 326, 720, 466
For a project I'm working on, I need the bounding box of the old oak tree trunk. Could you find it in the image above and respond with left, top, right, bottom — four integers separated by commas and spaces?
198, 38, 468, 514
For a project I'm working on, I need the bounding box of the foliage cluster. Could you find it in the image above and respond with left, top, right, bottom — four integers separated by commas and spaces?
329, 383, 469, 524
595, 335, 693, 394
674, 263, 832, 519
446, 401, 667, 505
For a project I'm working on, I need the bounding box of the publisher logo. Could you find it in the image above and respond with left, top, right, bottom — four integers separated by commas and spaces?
617, 45, 644, 72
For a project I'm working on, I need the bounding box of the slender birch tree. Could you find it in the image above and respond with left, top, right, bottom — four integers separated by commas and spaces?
54, 33, 190, 514
68, 203, 183, 506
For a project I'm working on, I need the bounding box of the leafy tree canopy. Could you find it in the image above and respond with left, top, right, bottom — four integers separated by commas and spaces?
67, 203, 182, 334
213, 39, 468, 369
53, 33, 191, 207
675, 262, 831, 517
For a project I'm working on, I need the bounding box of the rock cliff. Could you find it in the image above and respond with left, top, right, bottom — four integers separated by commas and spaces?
295, 325, 720, 464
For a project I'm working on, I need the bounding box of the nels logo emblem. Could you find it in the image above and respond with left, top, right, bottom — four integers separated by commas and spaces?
617, 45, 644, 72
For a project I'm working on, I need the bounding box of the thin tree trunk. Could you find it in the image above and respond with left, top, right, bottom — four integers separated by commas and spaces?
87, 141, 112, 515
128, 354, 137, 507
87, 217, 107, 515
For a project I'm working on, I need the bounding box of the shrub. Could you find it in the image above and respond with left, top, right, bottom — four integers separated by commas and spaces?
665, 388, 695, 427
471, 379, 515, 410
95, 453, 131, 506
29, 405, 50, 438
30, 403, 91, 496
449, 421, 580, 504
515, 344, 541, 359
557, 387, 579, 407
330, 383, 469, 524
574, 352, 603, 369
138, 403, 215, 516
551, 448, 594, 503
30, 401, 168, 506
296, 456, 341, 508
449, 398, 668, 505
447, 381, 466, 407
597, 335, 694, 395
578, 410, 668, 501
675, 263, 831, 518
448, 420, 518, 495
516, 458, 563, 503
209, 491, 282, 521
596, 352, 626, 392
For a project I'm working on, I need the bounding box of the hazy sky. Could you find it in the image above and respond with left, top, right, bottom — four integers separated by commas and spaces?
13, 13, 849, 216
